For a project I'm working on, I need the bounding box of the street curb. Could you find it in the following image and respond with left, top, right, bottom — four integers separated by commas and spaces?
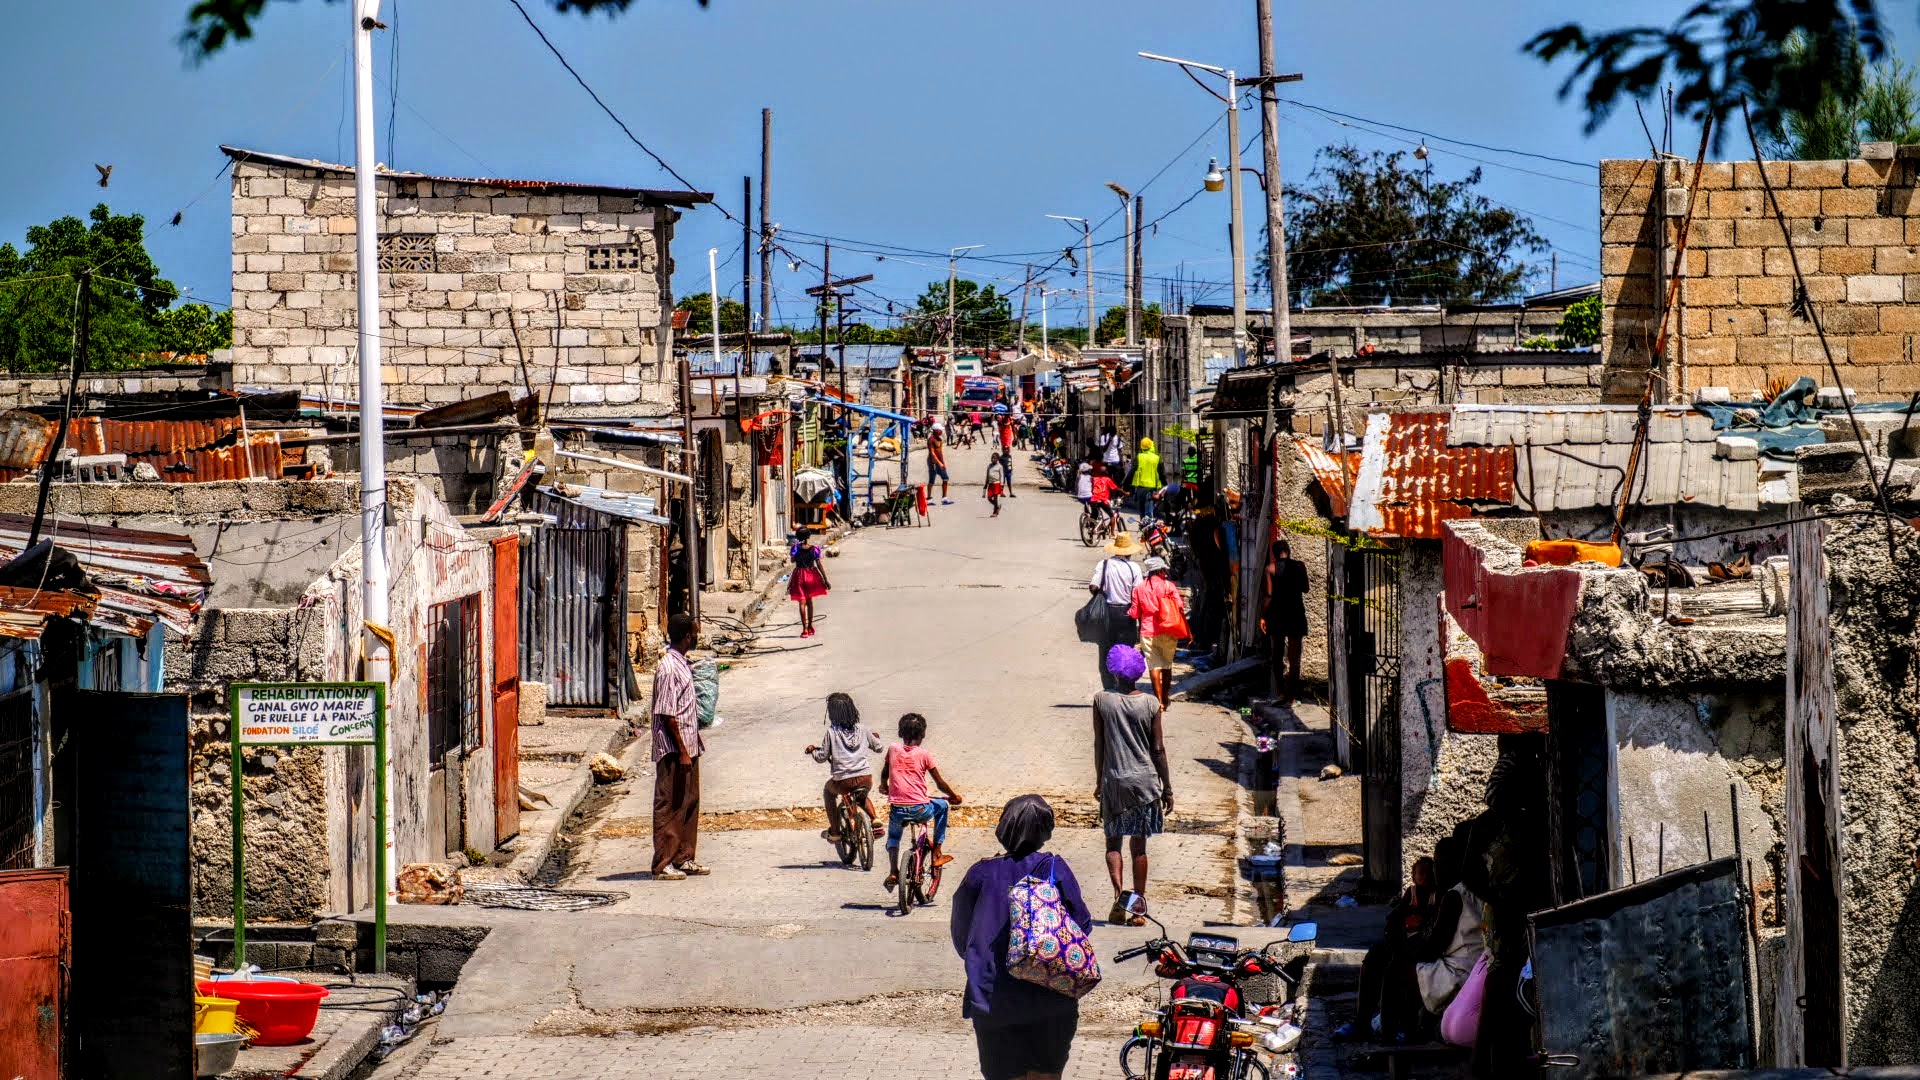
1227, 729, 1265, 927
500, 720, 631, 883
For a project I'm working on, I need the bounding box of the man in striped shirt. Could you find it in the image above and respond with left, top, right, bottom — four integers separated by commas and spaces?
650, 614, 707, 880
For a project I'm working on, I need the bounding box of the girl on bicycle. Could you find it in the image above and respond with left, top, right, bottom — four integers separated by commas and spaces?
881, 712, 964, 892
805, 692, 884, 843
788, 530, 830, 638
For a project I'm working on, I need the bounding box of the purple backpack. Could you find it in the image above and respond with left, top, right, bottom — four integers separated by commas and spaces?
1006, 856, 1102, 999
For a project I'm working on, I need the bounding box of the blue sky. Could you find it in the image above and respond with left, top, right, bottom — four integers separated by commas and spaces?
2, 0, 1776, 329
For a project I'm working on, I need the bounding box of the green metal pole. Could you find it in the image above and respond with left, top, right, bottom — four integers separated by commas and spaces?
229, 711, 246, 970
374, 687, 387, 974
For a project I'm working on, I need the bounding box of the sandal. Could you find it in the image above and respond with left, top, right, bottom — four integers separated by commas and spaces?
884, 873, 899, 892
821, 829, 843, 843
1109, 899, 1148, 927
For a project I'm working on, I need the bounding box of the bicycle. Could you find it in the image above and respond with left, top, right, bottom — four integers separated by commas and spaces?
831, 785, 876, 872
894, 812, 944, 916
1078, 501, 1120, 547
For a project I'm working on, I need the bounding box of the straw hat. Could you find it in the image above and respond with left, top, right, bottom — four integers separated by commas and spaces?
1106, 533, 1143, 557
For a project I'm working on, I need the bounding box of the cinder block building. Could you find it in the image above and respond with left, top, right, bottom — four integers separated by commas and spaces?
222, 145, 709, 414
1600, 151, 1920, 404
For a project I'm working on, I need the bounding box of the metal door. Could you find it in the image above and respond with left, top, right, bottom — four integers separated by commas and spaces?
68, 691, 192, 1080
0, 867, 67, 1080
1348, 546, 1403, 888
520, 490, 626, 709
491, 535, 521, 844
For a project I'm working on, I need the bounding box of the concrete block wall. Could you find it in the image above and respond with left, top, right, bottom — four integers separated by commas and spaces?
1602, 156, 1920, 404
1283, 363, 1605, 435
229, 160, 680, 415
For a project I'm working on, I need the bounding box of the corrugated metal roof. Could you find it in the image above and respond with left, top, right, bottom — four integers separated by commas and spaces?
1203, 355, 1237, 386
535, 484, 670, 527
0, 412, 286, 482
0, 516, 208, 633
1294, 437, 1359, 518
222, 145, 712, 206
1347, 412, 1517, 539
0, 586, 96, 640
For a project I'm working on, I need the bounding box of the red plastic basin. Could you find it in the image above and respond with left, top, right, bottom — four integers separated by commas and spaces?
197, 980, 329, 1045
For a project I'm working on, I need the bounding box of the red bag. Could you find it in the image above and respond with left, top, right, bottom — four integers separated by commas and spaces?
1157, 586, 1192, 642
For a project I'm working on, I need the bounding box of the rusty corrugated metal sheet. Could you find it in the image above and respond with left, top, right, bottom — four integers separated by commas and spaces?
1294, 437, 1359, 518
0, 867, 69, 1078
1348, 411, 1516, 539
0, 587, 95, 640
0, 516, 207, 633
0, 413, 285, 482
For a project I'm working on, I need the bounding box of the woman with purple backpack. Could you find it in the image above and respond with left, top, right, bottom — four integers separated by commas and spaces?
950, 795, 1093, 1080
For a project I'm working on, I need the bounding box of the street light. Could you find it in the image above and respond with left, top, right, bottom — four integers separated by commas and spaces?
1140, 49, 1248, 367
1106, 182, 1136, 346
1046, 214, 1095, 347
1204, 158, 1225, 192
944, 244, 984, 415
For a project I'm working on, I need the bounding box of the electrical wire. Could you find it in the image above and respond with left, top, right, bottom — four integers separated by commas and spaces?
1278, 98, 1598, 172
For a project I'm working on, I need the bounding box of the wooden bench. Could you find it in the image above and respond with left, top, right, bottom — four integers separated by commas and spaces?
1351, 1042, 1470, 1080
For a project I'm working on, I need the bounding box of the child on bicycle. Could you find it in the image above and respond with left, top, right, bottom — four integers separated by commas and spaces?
804, 692, 884, 843
880, 712, 964, 891
1088, 462, 1124, 532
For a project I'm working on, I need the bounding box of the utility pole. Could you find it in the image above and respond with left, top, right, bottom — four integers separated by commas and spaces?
1255, 0, 1326, 410
350, 0, 395, 914
1107, 183, 1136, 346
1017, 263, 1033, 349
1133, 193, 1145, 348
759, 109, 773, 332
805, 257, 873, 522
1551, 251, 1558, 292
742, 177, 753, 344
31, 271, 90, 546
1226, 68, 1248, 368
679, 354, 699, 623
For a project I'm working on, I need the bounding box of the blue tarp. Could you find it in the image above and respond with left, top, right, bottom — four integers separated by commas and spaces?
1693, 376, 1914, 459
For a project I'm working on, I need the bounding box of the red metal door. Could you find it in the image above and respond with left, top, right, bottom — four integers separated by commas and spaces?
491, 536, 522, 844
0, 867, 68, 1080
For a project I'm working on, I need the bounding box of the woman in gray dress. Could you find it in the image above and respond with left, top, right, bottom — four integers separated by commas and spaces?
1094, 643, 1174, 925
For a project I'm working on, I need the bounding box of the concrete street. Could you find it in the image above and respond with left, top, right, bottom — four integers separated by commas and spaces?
387, 440, 1267, 1078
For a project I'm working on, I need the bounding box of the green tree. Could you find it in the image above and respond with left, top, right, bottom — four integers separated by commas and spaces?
1095, 303, 1163, 346
1557, 295, 1602, 347
1776, 47, 1920, 159
1273, 145, 1546, 307
905, 279, 1012, 348
1526, 0, 1884, 151
674, 292, 749, 337
182, 0, 705, 58
0, 205, 221, 373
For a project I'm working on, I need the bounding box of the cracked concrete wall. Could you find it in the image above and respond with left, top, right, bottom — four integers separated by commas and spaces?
1564, 569, 1788, 691
1806, 514, 1920, 1064
1398, 542, 1498, 885
1607, 690, 1784, 894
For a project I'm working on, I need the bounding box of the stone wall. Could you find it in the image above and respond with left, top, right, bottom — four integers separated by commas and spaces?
229, 157, 681, 414
1601, 155, 1920, 404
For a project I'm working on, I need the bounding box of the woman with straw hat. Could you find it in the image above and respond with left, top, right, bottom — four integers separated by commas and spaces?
1087, 532, 1145, 691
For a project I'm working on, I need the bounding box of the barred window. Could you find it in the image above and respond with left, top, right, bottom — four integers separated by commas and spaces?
378, 233, 437, 272
427, 595, 483, 759
586, 243, 643, 271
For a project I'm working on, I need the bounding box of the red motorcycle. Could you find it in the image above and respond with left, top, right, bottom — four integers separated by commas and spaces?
1112, 894, 1311, 1080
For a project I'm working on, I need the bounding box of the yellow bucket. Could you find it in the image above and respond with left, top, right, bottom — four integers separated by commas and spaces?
194, 996, 239, 1035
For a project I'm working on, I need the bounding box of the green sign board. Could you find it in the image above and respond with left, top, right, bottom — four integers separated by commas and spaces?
228, 682, 388, 972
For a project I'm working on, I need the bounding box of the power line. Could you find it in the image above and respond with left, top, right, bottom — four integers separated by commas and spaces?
1280, 98, 1598, 173
504, 0, 722, 212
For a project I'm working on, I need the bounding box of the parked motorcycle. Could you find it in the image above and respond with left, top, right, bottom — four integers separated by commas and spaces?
1112, 893, 1314, 1080
1140, 518, 1191, 582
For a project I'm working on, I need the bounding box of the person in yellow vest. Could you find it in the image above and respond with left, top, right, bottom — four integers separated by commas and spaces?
1129, 437, 1162, 524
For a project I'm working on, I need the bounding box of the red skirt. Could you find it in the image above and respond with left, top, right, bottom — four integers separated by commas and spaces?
987, 482, 1004, 497
790, 566, 829, 601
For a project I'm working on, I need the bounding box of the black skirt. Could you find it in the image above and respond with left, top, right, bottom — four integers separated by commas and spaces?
974, 1013, 1078, 1080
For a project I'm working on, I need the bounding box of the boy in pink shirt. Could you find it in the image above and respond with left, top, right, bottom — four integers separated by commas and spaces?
879, 712, 965, 891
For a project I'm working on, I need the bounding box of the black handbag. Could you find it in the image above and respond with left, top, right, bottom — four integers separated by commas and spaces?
1075, 560, 1111, 644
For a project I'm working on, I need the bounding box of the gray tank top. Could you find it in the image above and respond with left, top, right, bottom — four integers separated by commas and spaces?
1094, 690, 1163, 814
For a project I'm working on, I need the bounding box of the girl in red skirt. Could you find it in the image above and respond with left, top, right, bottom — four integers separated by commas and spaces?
788, 531, 831, 638
983, 452, 1006, 517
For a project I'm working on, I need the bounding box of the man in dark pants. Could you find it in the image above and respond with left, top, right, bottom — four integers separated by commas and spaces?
1187, 496, 1229, 651
1087, 533, 1146, 690
650, 614, 708, 880
1262, 538, 1310, 706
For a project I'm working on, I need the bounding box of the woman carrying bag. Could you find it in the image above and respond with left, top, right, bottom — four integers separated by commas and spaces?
951, 796, 1096, 1080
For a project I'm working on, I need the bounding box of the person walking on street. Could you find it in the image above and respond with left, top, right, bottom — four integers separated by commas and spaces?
1097, 421, 1123, 473
1094, 645, 1172, 925
650, 614, 708, 881
788, 531, 831, 639
1187, 496, 1229, 651
928, 426, 953, 504
1129, 437, 1161, 523
951, 795, 1091, 1080
998, 415, 1018, 497
1263, 538, 1311, 706
805, 691, 884, 843
984, 452, 1006, 517
1087, 533, 1146, 691
1129, 555, 1188, 706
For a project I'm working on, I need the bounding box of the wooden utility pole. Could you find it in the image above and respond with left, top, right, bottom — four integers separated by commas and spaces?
742, 176, 753, 343
1017, 263, 1033, 348
1132, 194, 1145, 349
31, 271, 90, 545
1255, 0, 1318, 386
759, 108, 773, 332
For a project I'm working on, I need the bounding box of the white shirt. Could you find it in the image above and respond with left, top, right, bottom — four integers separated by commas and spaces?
1089, 555, 1144, 606
1099, 433, 1122, 464
1075, 462, 1094, 499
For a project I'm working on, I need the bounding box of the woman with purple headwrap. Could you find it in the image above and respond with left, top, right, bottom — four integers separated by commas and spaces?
1093, 643, 1173, 926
